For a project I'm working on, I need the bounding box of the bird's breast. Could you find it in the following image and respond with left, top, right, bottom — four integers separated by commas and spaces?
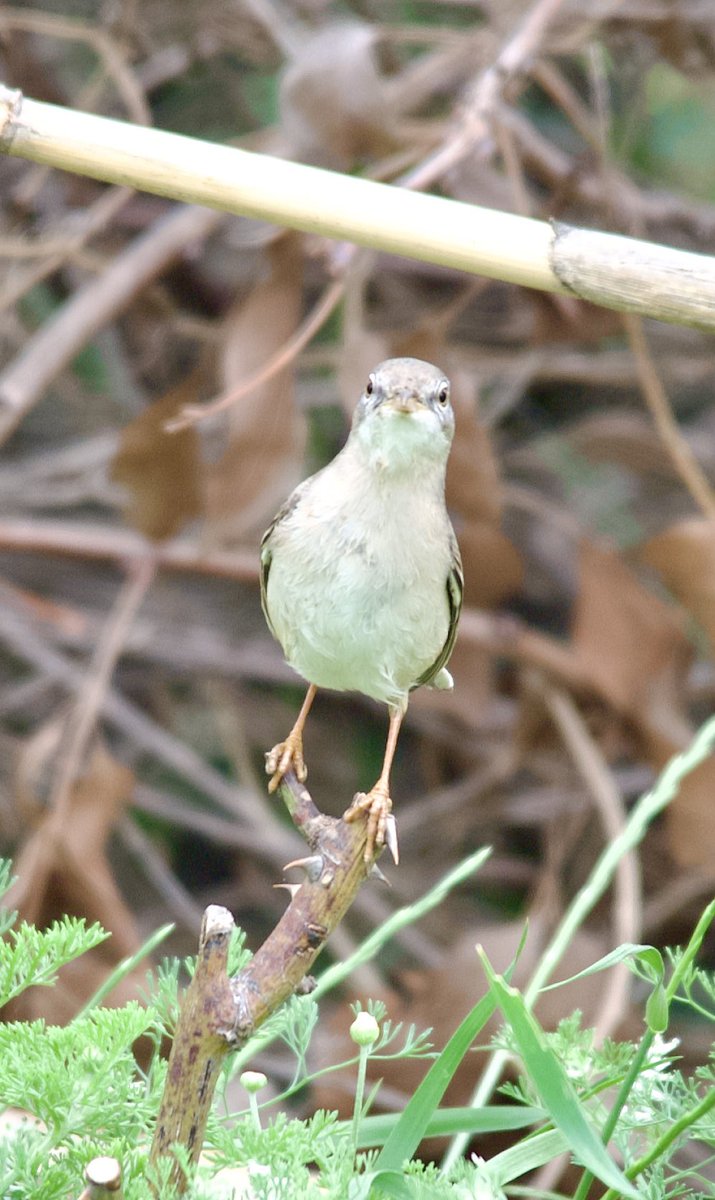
265, 470, 453, 706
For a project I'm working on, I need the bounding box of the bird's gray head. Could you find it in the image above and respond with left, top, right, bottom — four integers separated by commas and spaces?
351, 357, 455, 473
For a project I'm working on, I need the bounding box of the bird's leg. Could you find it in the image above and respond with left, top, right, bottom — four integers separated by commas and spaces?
344, 706, 404, 864
265, 684, 317, 793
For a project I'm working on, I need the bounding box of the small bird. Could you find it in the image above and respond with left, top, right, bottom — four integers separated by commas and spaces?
260, 357, 463, 863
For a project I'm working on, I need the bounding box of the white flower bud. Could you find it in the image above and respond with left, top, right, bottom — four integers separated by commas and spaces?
240, 1070, 267, 1094
350, 1011, 379, 1046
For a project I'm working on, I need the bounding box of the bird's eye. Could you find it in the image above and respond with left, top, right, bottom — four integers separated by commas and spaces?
366, 375, 375, 396
437, 383, 450, 406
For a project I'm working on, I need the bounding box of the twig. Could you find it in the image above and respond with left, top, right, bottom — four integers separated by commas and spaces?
149, 903, 237, 1182
458, 607, 594, 695
500, 101, 715, 242
531, 58, 608, 160
623, 312, 715, 520
0, 524, 605, 707
402, 0, 568, 190
0, 591, 422, 974
0, 205, 224, 445
0, 521, 609, 705
0, 518, 258, 581
538, 679, 640, 1042
167, 278, 346, 432
0, 593, 287, 842
3, 561, 156, 915
149, 770, 372, 1192
161, 0, 569, 434
119, 816, 205, 933
45, 558, 156, 833
0, 185, 133, 316
0, 8, 150, 125
132, 784, 291, 863
77, 1156, 124, 1200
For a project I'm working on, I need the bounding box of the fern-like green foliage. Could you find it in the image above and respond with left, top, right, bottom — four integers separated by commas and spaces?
3, 845, 715, 1199
0, 859, 168, 1200
0, 914, 108, 1007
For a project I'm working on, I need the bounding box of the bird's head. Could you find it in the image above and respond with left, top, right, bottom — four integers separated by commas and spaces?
351, 357, 454, 473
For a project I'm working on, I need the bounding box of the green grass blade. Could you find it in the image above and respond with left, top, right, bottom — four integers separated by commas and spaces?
375, 992, 498, 1170
354, 1104, 545, 1148
76, 922, 175, 1015
486, 1127, 569, 1186
376, 933, 525, 1172
351, 1169, 414, 1199
314, 846, 492, 1000
479, 949, 639, 1200
539, 943, 660, 991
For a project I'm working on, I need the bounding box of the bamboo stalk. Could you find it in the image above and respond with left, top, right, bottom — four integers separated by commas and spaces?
0, 86, 554, 291
3, 84, 715, 331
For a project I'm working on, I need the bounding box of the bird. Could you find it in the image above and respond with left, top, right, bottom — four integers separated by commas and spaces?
260, 356, 463, 864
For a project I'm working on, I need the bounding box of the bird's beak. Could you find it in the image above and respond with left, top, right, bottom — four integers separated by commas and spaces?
383, 392, 425, 415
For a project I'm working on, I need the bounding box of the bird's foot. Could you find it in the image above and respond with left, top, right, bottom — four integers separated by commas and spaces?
344, 785, 399, 865
265, 730, 307, 793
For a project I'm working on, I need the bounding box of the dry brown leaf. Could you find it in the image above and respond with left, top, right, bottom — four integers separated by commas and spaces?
457, 523, 524, 610
447, 368, 523, 608
205, 234, 306, 542
570, 540, 708, 866
110, 374, 204, 541
572, 539, 691, 724
634, 518, 715, 866
447, 369, 503, 526
658, 752, 715, 868
5, 736, 143, 1022
640, 516, 715, 651
530, 292, 622, 345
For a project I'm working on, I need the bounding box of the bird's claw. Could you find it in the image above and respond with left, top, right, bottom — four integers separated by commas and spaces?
344, 787, 399, 865
265, 732, 307, 793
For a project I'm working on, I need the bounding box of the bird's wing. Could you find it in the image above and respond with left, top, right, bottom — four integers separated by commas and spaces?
259, 478, 310, 638
413, 528, 463, 690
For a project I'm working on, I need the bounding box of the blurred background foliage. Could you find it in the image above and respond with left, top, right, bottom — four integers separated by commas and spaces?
2, 0, 715, 1144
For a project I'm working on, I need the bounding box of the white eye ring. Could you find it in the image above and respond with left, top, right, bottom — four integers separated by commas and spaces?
437, 383, 450, 406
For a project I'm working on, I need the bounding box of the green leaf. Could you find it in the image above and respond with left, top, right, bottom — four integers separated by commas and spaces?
376, 929, 525, 1171
352, 1168, 453, 1199
478, 949, 639, 1200
374, 992, 498, 1170
645, 981, 669, 1033
353, 1104, 545, 1148
485, 1127, 569, 1186
540, 943, 662, 991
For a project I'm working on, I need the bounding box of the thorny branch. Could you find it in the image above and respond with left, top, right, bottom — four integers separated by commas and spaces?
149, 770, 373, 1192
